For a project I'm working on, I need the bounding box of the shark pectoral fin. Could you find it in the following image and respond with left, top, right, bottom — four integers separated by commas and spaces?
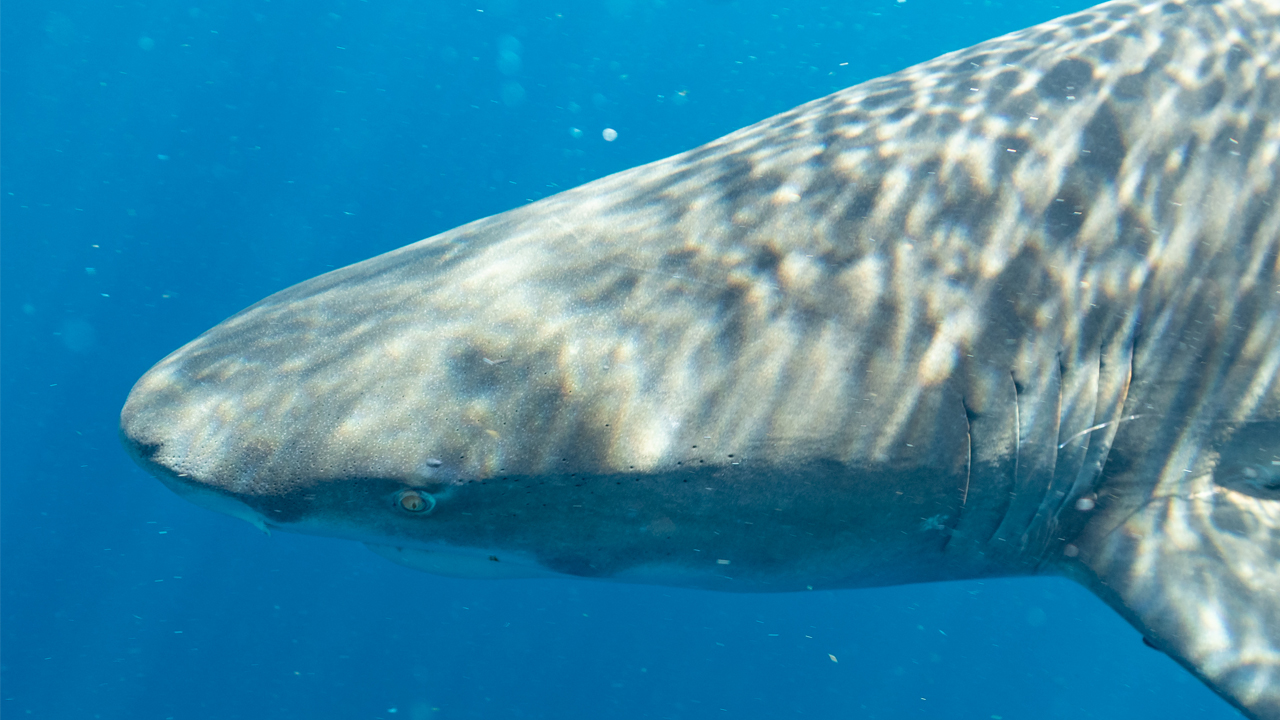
1067, 489, 1280, 720
364, 543, 557, 580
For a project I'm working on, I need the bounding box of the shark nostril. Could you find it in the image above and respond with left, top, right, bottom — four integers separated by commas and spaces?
133, 441, 162, 461
121, 422, 165, 470
395, 489, 436, 515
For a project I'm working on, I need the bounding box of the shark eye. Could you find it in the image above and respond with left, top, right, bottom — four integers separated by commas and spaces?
394, 489, 436, 514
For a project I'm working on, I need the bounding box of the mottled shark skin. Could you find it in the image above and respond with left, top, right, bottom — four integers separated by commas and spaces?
120, 0, 1280, 716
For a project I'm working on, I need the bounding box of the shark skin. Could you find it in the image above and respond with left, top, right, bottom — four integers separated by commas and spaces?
120, 0, 1279, 716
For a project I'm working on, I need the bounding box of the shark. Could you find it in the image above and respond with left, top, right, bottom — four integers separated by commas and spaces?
119, 0, 1280, 716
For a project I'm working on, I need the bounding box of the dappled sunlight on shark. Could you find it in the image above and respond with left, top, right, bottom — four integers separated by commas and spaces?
121, 1, 1279, 717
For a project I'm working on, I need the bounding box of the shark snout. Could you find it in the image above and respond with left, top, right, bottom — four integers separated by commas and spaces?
120, 369, 273, 532
122, 410, 272, 532
120, 386, 183, 483
119, 372, 200, 487
119, 424, 172, 484
120, 396, 201, 496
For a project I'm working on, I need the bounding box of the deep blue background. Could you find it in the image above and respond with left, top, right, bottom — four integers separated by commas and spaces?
1, 1, 1244, 718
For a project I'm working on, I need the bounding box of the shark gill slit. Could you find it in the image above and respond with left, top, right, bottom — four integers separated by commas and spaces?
935, 397, 975, 557
983, 371, 1023, 548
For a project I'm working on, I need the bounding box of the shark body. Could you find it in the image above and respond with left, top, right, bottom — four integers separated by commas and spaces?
121, 1, 1280, 716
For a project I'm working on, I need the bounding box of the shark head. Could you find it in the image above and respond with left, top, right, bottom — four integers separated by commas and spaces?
116, 238, 992, 589
118, 302, 571, 581
121, 0, 1280, 716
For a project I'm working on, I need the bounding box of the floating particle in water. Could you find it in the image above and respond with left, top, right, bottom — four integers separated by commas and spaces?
602, 128, 618, 142
569, 127, 583, 139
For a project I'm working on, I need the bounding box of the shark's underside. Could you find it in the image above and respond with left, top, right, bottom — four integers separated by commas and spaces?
121, 1, 1280, 717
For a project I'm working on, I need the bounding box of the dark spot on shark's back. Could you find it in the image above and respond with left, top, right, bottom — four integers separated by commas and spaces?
1036, 58, 1097, 101
1079, 102, 1126, 179
995, 134, 1032, 174
712, 282, 752, 355
1112, 71, 1148, 101
1190, 77, 1226, 113
1105, 3, 1139, 19
751, 244, 783, 276
984, 69, 1024, 108
1225, 43, 1250, 72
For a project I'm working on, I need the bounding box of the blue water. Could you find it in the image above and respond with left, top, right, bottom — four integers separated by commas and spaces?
0, 1, 1245, 718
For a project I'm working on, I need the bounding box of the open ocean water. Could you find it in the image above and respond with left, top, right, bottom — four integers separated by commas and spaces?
0, 1, 1249, 718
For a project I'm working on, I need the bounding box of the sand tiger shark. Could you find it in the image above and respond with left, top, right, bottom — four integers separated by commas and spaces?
121, 0, 1280, 715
